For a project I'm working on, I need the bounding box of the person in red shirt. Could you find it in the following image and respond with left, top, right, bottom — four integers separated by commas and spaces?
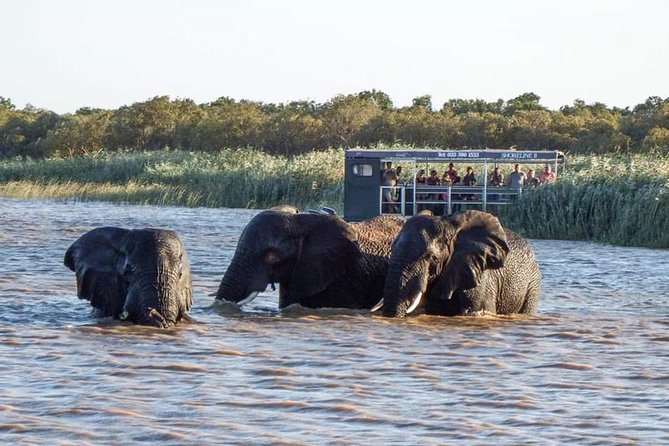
539, 164, 557, 184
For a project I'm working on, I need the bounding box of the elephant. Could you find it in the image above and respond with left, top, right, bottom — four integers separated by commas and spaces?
379, 210, 541, 318
215, 207, 405, 309
64, 227, 193, 327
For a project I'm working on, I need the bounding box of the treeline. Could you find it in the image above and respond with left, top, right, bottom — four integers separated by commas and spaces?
1, 92, 668, 158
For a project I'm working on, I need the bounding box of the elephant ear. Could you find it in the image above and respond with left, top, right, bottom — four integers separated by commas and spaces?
287, 214, 360, 299
64, 227, 131, 317
442, 211, 509, 291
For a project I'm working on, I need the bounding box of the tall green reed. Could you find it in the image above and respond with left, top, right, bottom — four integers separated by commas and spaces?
499, 152, 669, 248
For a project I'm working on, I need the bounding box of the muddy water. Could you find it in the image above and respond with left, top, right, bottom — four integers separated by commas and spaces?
0, 198, 667, 445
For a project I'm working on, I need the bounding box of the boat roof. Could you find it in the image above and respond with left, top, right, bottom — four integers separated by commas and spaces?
345, 148, 564, 163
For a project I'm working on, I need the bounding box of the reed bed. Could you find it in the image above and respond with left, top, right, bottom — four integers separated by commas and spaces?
1, 149, 668, 247
0, 149, 345, 210
499, 152, 669, 248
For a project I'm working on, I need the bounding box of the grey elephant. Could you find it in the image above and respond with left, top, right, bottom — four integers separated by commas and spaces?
64, 227, 193, 327
216, 207, 405, 309
380, 210, 541, 317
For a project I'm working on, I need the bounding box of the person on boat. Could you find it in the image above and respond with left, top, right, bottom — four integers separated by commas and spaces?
539, 164, 557, 184
442, 162, 458, 184
462, 166, 478, 201
488, 166, 504, 206
381, 162, 399, 212
462, 166, 477, 186
489, 166, 504, 187
416, 169, 426, 185
524, 169, 540, 188
426, 169, 441, 213
415, 169, 428, 207
508, 163, 526, 192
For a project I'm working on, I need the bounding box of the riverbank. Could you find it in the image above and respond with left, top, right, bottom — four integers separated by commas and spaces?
1, 149, 667, 248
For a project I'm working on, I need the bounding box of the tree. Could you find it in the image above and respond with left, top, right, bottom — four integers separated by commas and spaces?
0, 96, 16, 111
356, 89, 394, 110
442, 98, 504, 115
42, 109, 113, 156
503, 92, 546, 116
321, 95, 383, 147
643, 127, 669, 152
411, 95, 432, 111
192, 99, 266, 150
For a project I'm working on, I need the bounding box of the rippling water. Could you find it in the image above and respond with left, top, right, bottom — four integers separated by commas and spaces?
1, 198, 667, 445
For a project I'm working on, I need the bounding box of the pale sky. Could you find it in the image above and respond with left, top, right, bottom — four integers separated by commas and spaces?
1, 0, 668, 113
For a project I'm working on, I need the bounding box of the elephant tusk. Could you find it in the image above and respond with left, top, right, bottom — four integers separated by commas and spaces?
119, 310, 129, 320
406, 292, 423, 314
238, 291, 260, 306
370, 298, 384, 312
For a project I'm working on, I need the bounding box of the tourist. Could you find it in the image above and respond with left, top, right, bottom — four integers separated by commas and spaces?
539, 164, 556, 184
462, 166, 477, 186
462, 166, 477, 201
489, 166, 504, 187
415, 169, 427, 185
416, 169, 427, 204
488, 166, 504, 205
524, 169, 540, 188
508, 163, 527, 197
443, 162, 458, 183
381, 162, 399, 212
426, 169, 441, 213
426, 169, 441, 187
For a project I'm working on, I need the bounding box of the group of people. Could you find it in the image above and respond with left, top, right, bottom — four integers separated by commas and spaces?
381, 161, 557, 213
415, 163, 480, 189
416, 162, 557, 191
488, 163, 557, 190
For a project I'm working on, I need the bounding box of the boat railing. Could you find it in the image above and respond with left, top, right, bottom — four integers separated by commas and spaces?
380, 185, 528, 216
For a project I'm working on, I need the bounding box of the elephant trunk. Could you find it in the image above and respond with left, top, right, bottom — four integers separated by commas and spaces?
382, 260, 427, 318
123, 270, 181, 328
215, 246, 266, 306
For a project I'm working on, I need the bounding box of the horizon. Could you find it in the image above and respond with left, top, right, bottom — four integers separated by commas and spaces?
2, 0, 668, 114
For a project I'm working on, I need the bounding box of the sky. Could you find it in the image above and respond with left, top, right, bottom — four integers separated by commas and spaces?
1, 0, 668, 114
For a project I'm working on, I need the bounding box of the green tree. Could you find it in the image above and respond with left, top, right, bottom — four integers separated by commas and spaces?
263, 102, 324, 154
192, 98, 267, 150
442, 98, 504, 115
41, 108, 113, 156
411, 95, 433, 111
508, 110, 553, 149
321, 95, 383, 147
643, 127, 669, 152
504, 92, 546, 116
356, 89, 394, 111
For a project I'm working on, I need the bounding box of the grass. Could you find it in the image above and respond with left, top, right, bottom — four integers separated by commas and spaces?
498, 152, 669, 248
0, 149, 345, 210
1, 149, 668, 248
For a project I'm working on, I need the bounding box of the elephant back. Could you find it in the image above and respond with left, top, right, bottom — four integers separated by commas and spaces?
351, 215, 405, 257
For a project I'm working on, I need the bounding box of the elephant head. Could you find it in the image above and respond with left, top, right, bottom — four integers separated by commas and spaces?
64, 227, 193, 327
215, 209, 359, 308
381, 210, 509, 317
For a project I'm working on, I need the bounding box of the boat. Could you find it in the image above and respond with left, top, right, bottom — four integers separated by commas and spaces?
343, 148, 564, 221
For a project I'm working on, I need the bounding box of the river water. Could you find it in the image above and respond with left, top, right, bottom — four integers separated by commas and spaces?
0, 198, 667, 445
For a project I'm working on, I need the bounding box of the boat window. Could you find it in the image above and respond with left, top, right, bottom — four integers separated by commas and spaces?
351, 163, 373, 176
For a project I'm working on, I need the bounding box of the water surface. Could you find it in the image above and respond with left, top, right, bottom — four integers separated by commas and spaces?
0, 198, 667, 445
